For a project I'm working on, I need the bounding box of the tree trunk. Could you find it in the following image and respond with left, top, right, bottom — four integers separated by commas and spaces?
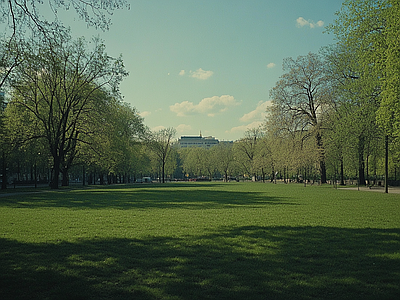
320, 160, 327, 184
262, 167, 265, 183
358, 136, 366, 186
316, 133, 327, 183
50, 156, 61, 189
1, 151, 7, 190
271, 164, 275, 183
162, 162, 165, 183
366, 153, 370, 185
61, 168, 69, 186
283, 167, 286, 183
385, 135, 389, 193
340, 158, 345, 185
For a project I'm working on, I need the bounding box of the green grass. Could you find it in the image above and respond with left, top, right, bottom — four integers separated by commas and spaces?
1, 182, 399, 299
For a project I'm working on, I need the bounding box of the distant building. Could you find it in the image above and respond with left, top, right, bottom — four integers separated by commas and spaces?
177, 134, 219, 149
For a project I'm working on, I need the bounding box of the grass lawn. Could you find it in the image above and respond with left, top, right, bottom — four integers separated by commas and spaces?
0, 182, 399, 299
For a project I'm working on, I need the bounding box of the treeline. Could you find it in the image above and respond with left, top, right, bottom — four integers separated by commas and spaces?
1, 0, 400, 189
262, 0, 400, 191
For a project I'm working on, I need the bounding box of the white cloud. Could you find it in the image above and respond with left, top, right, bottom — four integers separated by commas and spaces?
267, 63, 276, 69
151, 125, 166, 132
176, 124, 192, 133
179, 70, 185, 76
170, 95, 241, 117
296, 17, 324, 29
228, 121, 264, 134
170, 101, 196, 117
139, 111, 151, 118
239, 101, 271, 123
190, 68, 214, 80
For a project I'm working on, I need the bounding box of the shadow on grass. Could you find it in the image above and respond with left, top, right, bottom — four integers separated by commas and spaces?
1, 226, 399, 300
0, 184, 297, 210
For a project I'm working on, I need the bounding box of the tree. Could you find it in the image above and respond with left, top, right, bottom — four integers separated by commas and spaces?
180, 146, 217, 180
214, 143, 235, 182
0, 1, 129, 91
377, 0, 400, 138
234, 127, 263, 180
269, 52, 333, 183
147, 127, 176, 183
0, 0, 129, 34
77, 98, 145, 184
253, 135, 273, 183
0, 38, 24, 91
326, 0, 393, 188
0, 89, 8, 189
377, 1, 400, 192
181, 147, 205, 178
8, 33, 127, 188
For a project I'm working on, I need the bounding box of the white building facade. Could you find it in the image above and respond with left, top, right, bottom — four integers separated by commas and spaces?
177, 135, 219, 149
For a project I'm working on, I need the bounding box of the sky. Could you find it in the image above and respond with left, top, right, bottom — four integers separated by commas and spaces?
47, 0, 344, 141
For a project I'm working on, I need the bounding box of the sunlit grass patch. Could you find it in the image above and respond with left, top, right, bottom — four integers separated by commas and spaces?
1, 182, 399, 299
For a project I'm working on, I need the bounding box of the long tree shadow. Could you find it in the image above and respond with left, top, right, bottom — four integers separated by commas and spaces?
1, 226, 399, 300
0, 185, 298, 210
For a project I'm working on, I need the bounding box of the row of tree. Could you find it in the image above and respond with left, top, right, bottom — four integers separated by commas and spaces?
1, 0, 399, 190
265, 0, 400, 192
175, 0, 400, 189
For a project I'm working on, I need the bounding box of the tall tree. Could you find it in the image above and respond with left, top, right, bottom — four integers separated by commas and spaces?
269, 52, 333, 183
0, 1, 129, 91
326, 0, 391, 187
377, 0, 400, 137
77, 98, 145, 184
0, 0, 129, 34
147, 127, 176, 183
234, 128, 263, 180
376, 1, 400, 191
182, 147, 206, 178
214, 143, 235, 182
0, 89, 8, 189
8, 33, 127, 188
253, 136, 273, 183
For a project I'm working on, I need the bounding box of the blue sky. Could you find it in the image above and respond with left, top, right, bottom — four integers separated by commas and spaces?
55, 0, 343, 141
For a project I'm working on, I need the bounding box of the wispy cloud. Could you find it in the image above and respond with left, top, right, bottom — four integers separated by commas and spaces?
179, 70, 185, 76
296, 17, 324, 29
227, 101, 271, 136
139, 111, 151, 118
170, 95, 241, 117
239, 101, 271, 123
267, 63, 276, 69
176, 124, 192, 133
190, 68, 214, 80
151, 125, 166, 132
228, 121, 264, 134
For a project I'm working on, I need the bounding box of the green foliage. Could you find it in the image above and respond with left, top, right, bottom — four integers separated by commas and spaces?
233, 128, 263, 178
6, 33, 129, 188
323, 0, 393, 185
1, 183, 399, 299
268, 52, 333, 183
147, 127, 176, 183
377, 0, 400, 138
181, 147, 208, 177
213, 143, 235, 181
